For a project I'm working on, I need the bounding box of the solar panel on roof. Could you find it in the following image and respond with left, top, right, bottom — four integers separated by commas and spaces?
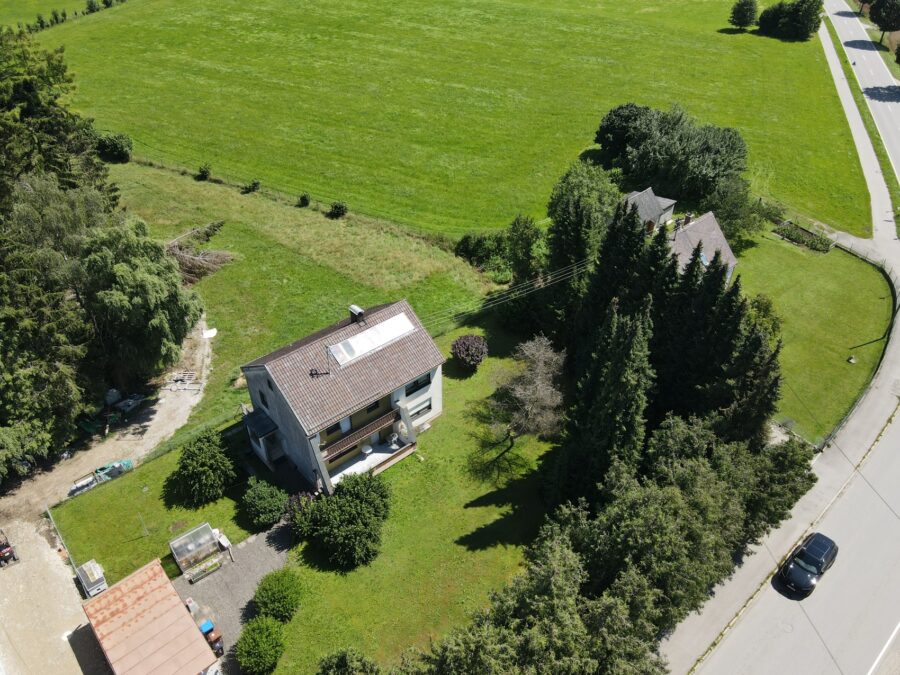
329, 313, 415, 367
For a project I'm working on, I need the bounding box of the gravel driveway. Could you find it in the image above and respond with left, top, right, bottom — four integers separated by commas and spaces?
172, 524, 293, 675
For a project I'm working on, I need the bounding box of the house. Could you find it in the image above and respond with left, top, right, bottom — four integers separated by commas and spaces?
626, 186, 677, 231
240, 300, 444, 494
669, 211, 738, 281
82, 559, 218, 675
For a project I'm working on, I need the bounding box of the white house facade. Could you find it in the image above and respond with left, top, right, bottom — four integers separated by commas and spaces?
240, 300, 444, 494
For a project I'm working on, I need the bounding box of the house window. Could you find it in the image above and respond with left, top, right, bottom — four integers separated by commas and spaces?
405, 373, 431, 398
366, 400, 380, 414
325, 422, 341, 436
259, 390, 269, 409
267, 378, 273, 391
410, 398, 432, 420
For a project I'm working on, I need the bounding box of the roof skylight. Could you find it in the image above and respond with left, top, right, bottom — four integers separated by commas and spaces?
329, 313, 414, 367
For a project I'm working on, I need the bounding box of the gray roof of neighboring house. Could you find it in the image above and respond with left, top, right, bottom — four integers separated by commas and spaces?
669, 212, 738, 274
245, 408, 278, 438
242, 300, 444, 436
625, 187, 677, 224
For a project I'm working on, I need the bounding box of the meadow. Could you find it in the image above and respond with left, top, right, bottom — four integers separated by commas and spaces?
0, 0, 83, 26
39, 0, 870, 235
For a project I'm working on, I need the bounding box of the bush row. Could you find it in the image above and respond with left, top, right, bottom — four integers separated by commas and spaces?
19, 0, 127, 34
236, 568, 304, 673
773, 222, 833, 252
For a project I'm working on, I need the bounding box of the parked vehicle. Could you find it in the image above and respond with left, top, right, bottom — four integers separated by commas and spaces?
0, 529, 19, 567
779, 532, 839, 596
113, 394, 144, 415
69, 459, 135, 496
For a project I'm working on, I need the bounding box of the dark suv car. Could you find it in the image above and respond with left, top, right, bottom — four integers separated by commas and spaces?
779, 532, 838, 596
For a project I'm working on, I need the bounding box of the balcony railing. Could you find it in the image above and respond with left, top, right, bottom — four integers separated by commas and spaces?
321, 409, 400, 463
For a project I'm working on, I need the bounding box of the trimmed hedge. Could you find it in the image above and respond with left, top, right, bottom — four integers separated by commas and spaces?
773, 222, 832, 252
235, 617, 285, 675
243, 477, 289, 530
254, 568, 303, 622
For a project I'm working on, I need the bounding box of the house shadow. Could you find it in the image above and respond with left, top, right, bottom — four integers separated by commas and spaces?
66, 624, 110, 675
219, 645, 242, 675
864, 85, 900, 102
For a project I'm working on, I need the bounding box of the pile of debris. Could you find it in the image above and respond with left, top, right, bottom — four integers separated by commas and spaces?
166, 221, 232, 284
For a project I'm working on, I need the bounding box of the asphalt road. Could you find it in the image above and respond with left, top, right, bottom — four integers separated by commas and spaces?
698, 418, 900, 675
826, 0, 900, 184
661, 8, 900, 673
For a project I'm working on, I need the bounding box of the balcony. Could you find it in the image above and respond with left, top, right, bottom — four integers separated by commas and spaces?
320, 409, 400, 463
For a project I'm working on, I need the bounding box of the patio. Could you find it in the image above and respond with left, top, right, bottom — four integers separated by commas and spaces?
330, 439, 416, 485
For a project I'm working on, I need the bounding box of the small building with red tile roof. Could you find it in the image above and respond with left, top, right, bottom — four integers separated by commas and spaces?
83, 559, 217, 675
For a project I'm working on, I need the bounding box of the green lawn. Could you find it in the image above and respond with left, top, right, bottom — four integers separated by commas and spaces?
278, 325, 549, 673
1, 0, 85, 26
38, 0, 869, 235
737, 230, 893, 443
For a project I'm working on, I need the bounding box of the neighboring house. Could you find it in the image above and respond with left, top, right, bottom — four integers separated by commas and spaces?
82, 559, 219, 675
240, 300, 444, 494
626, 186, 677, 231
669, 211, 738, 281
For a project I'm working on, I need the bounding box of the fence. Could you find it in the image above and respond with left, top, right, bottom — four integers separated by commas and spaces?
815, 239, 900, 451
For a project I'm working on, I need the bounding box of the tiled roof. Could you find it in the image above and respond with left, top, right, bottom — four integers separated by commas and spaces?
669, 212, 738, 274
625, 187, 676, 224
242, 300, 444, 435
83, 559, 216, 675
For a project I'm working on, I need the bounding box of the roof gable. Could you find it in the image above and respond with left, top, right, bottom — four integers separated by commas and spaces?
626, 187, 676, 224
669, 212, 738, 273
83, 559, 216, 675
243, 300, 444, 434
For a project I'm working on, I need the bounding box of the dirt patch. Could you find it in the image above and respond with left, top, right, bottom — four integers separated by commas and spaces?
0, 316, 212, 525
169, 519, 188, 533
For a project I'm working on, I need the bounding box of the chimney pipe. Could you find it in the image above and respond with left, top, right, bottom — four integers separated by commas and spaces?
349, 304, 365, 323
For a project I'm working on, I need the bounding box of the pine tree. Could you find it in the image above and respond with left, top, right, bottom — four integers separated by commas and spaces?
729, 0, 758, 29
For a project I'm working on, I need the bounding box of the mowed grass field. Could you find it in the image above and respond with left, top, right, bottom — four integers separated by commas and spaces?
738, 230, 893, 443
39, 0, 869, 235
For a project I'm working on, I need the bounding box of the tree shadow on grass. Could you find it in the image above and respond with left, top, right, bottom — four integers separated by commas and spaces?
443, 356, 477, 381
455, 471, 546, 551
834, 10, 862, 18
717, 27, 745, 35
729, 234, 760, 257
296, 539, 353, 575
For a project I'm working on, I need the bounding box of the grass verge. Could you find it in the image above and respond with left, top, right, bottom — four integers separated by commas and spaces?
736, 229, 892, 443
825, 18, 900, 232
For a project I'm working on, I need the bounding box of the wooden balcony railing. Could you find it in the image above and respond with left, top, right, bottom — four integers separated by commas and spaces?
321, 409, 400, 463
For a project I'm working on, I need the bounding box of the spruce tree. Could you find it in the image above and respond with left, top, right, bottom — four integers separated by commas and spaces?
545, 161, 620, 341
559, 300, 654, 502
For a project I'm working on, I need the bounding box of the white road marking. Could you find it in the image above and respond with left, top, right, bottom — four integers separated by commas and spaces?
867, 616, 900, 675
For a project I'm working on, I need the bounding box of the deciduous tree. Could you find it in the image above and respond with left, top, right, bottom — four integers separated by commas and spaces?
870, 0, 900, 42
730, 0, 758, 29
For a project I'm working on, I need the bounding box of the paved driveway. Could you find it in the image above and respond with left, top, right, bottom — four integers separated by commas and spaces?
173, 524, 292, 675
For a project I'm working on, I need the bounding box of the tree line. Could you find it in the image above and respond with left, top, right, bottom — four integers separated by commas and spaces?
0, 29, 201, 485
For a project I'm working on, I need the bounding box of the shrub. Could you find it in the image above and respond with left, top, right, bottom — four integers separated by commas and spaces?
170, 429, 235, 507
242, 179, 261, 194
85, 0, 100, 13
773, 222, 833, 252
317, 648, 381, 675
102, 0, 113, 7
758, 0, 822, 40
454, 231, 508, 267
96, 133, 132, 163
295, 474, 391, 569
243, 477, 289, 530
729, 0, 758, 29
327, 201, 348, 219
451, 334, 489, 370
235, 617, 285, 675
195, 163, 211, 181
287, 491, 318, 538
254, 568, 303, 622
297, 192, 311, 208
